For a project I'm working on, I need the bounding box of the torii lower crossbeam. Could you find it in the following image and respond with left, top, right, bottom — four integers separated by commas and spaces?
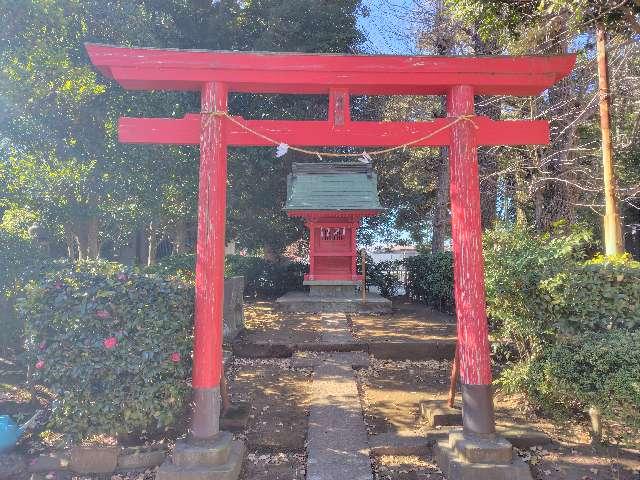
85, 43, 575, 449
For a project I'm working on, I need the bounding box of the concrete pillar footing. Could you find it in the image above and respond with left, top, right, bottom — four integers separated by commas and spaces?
434, 428, 533, 480
156, 432, 245, 480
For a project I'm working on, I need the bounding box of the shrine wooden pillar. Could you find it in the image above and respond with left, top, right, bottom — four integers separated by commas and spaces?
447, 85, 495, 435
192, 81, 228, 439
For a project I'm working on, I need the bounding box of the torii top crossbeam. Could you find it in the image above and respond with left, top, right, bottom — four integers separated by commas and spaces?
87, 43, 572, 95
85, 43, 575, 442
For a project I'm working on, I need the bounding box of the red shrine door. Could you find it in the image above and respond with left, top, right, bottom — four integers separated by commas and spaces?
309, 219, 358, 281
85, 43, 575, 441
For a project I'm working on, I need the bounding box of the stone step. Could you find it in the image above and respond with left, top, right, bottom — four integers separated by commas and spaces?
291, 351, 370, 369
369, 339, 456, 360
420, 400, 463, 427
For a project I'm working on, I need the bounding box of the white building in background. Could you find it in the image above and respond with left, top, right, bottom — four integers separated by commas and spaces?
369, 244, 419, 263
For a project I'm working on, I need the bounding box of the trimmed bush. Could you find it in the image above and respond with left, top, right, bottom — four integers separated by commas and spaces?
225, 255, 307, 298
404, 252, 454, 313
148, 253, 308, 298
19, 260, 194, 441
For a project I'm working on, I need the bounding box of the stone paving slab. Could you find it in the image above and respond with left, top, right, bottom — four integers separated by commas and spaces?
306, 347, 373, 480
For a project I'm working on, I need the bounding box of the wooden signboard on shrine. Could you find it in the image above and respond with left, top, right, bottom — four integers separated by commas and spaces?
85, 43, 575, 443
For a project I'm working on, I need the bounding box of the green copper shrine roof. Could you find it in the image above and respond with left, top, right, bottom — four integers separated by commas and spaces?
284, 162, 383, 211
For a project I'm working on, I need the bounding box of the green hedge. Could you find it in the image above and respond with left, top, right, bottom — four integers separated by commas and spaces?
225, 255, 307, 298
19, 260, 194, 441
404, 252, 454, 313
148, 253, 308, 298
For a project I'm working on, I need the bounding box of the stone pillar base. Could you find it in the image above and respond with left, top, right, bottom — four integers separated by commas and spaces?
434, 428, 532, 480
156, 432, 245, 480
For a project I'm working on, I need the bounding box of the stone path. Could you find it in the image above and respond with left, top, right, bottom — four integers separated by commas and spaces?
306, 314, 373, 480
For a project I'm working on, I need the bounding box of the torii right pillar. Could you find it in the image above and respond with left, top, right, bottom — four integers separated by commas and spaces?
436, 85, 535, 479
448, 85, 495, 435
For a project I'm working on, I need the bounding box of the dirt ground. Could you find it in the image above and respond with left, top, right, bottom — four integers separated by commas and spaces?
358, 356, 640, 480
351, 299, 456, 343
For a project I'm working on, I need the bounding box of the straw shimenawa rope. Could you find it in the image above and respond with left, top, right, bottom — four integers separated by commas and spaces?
203, 110, 478, 158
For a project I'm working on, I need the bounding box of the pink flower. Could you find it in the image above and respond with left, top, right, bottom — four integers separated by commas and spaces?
117, 272, 128, 282
38, 340, 47, 351
96, 309, 111, 319
53, 280, 63, 290
103, 337, 117, 349
170, 352, 181, 363
35, 360, 45, 370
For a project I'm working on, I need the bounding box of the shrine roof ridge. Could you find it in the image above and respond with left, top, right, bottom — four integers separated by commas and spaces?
291, 162, 374, 176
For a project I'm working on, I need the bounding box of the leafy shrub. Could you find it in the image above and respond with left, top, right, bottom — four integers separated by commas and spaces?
540, 254, 640, 333
0, 229, 49, 353
148, 253, 308, 298
366, 260, 403, 298
404, 252, 454, 313
483, 225, 592, 356
225, 255, 307, 298
500, 331, 640, 432
19, 260, 194, 441
145, 252, 196, 282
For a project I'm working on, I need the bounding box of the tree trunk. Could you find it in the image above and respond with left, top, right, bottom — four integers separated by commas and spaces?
473, 28, 500, 229
174, 218, 188, 254
147, 220, 158, 266
87, 216, 99, 259
534, 16, 577, 231
432, 148, 450, 253
63, 223, 76, 260
515, 158, 529, 227
75, 224, 89, 260
431, 3, 454, 253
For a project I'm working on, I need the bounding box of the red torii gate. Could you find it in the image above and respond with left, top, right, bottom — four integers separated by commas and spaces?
85, 43, 575, 441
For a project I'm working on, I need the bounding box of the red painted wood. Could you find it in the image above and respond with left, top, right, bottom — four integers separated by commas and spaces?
193, 82, 227, 390
329, 88, 350, 127
447, 85, 492, 386
295, 213, 370, 283
85, 43, 575, 96
119, 115, 550, 147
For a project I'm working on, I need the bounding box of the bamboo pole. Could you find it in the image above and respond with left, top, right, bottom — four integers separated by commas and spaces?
596, 22, 625, 256
448, 343, 460, 408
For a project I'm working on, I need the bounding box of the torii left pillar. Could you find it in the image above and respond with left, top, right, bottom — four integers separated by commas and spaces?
192, 82, 227, 439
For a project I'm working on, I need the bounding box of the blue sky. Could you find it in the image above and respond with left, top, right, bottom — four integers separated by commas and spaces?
357, 0, 419, 54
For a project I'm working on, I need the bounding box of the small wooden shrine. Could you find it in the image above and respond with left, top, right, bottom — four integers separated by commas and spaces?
285, 162, 382, 290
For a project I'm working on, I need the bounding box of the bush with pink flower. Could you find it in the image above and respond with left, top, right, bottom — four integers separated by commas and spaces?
19, 260, 194, 441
